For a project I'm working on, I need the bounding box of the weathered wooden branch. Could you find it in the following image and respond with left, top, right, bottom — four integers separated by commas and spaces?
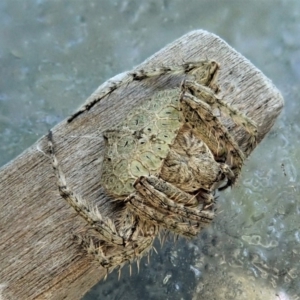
0, 30, 283, 300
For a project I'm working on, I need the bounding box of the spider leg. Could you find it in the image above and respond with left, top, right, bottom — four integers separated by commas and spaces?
48, 131, 159, 271
183, 80, 258, 155
68, 60, 219, 122
126, 176, 215, 238
48, 130, 127, 245
180, 92, 245, 185
84, 226, 156, 273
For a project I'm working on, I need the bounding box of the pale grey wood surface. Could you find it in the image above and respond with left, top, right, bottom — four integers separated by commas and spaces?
0, 30, 283, 300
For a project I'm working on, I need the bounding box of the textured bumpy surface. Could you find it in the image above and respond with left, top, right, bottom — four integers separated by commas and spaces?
101, 89, 181, 197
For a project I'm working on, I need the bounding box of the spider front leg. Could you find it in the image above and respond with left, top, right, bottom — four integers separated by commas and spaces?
48, 131, 125, 245
47, 131, 157, 271
68, 60, 219, 122
126, 176, 215, 238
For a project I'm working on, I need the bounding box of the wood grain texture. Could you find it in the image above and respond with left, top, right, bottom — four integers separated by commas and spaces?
0, 30, 284, 300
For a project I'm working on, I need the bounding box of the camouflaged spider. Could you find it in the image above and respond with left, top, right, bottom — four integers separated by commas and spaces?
48, 60, 257, 273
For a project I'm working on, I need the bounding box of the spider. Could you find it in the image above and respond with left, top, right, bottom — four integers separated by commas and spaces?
48, 60, 257, 275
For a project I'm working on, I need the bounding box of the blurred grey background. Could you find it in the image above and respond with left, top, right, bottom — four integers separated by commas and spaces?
0, 1, 299, 299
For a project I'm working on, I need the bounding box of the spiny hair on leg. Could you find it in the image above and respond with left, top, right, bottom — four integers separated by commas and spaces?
67, 60, 218, 122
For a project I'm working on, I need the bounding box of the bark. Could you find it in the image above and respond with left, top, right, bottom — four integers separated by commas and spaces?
0, 30, 284, 300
